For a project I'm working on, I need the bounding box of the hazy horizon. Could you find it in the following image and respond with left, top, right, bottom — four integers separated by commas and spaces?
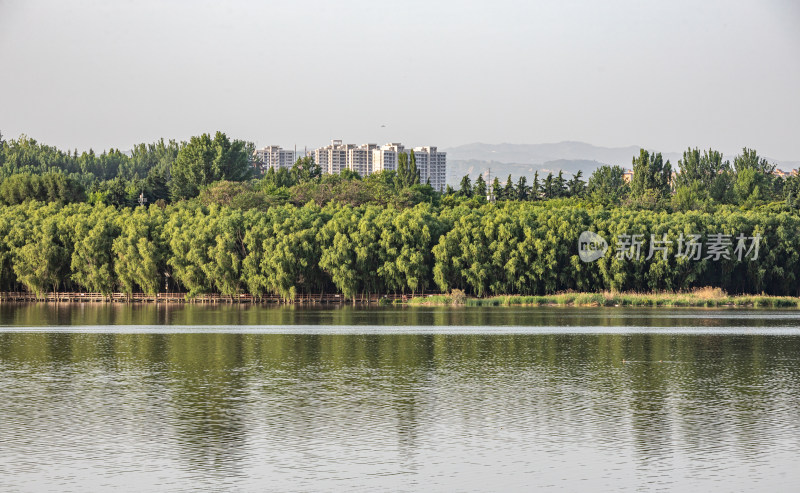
1, 0, 798, 160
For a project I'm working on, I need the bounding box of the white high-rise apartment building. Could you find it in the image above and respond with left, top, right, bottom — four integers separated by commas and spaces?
348, 143, 378, 176
314, 140, 348, 175
254, 146, 295, 171
311, 140, 447, 192
313, 140, 378, 176
413, 146, 447, 192
371, 143, 405, 173
372, 143, 447, 192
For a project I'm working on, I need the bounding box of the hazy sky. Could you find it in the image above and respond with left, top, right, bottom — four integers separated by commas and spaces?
1, 0, 798, 159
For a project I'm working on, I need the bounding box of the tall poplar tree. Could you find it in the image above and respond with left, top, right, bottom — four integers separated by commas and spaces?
630, 149, 672, 201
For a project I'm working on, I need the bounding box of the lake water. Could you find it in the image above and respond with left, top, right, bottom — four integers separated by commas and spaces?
1, 304, 799, 491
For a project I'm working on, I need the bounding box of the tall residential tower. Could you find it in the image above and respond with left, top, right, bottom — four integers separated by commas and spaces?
254, 145, 295, 171
311, 140, 447, 191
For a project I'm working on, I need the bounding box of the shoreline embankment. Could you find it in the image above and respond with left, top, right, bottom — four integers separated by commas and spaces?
2, 288, 799, 308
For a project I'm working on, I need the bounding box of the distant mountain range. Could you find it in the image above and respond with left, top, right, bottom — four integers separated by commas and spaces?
443, 141, 800, 186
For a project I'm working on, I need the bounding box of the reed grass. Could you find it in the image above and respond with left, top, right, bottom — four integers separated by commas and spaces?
405, 287, 800, 308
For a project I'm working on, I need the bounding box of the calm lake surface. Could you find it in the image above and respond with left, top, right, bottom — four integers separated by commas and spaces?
1, 303, 800, 491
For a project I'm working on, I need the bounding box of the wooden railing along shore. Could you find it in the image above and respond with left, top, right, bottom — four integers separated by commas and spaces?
0, 292, 422, 304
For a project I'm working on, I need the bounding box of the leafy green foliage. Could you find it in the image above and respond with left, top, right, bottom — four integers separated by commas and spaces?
459, 175, 473, 197
69, 206, 119, 295
629, 149, 672, 203
1, 135, 798, 299
473, 175, 487, 198
170, 132, 254, 200
290, 156, 322, 184
0, 173, 85, 205
198, 180, 277, 210
113, 207, 165, 295
0, 200, 797, 297
587, 165, 629, 205
396, 150, 420, 188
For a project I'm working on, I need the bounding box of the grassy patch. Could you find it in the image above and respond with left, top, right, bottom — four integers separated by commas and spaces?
403, 288, 800, 308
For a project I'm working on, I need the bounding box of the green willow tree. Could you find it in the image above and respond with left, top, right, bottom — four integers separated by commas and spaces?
0, 200, 797, 297
164, 205, 214, 297
113, 207, 164, 296
69, 206, 119, 295
12, 211, 71, 296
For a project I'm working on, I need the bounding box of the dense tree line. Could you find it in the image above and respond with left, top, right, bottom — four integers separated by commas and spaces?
0, 172, 85, 205
0, 200, 797, 297
2, 132, 799, 297
453, 147, 800, 211
0, 132, 252, 207
0, 132, 442, 209
2, 131, 798, 211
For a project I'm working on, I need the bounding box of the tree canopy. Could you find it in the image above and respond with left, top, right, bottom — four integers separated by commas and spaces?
0, 199, 795, 298
1, 133, 797, 300
170, 132, 254, 200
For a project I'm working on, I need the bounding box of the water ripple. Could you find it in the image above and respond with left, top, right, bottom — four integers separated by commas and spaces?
1, 328, 799, 491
